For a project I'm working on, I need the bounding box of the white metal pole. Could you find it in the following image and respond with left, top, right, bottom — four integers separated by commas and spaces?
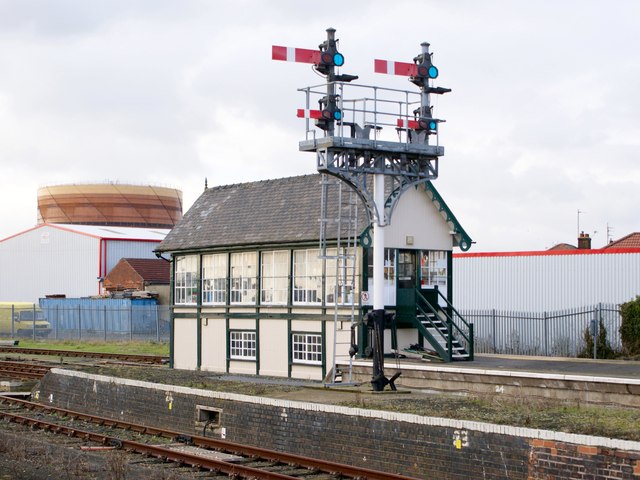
373, 173, 385, 310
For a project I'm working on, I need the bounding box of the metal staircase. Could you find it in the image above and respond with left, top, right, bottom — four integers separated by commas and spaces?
409, 287, 474, 362
319, 175, 360, 385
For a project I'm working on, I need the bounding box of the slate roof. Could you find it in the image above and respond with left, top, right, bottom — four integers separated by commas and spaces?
156, 174, 472, 253
601, 232, 640, 249
157, 174, 369, 253
122, 258, 170, 284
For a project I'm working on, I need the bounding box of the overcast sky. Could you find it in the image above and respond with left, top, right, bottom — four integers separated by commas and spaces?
1, 0, 638, 251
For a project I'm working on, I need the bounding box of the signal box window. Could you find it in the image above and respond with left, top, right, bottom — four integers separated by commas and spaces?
261, 250, 289, 305
229, 330, 257, 360
202, 253, 227, 304
292, 333, 322, 365
230, 252, 257, 304
175, 255, 198, 304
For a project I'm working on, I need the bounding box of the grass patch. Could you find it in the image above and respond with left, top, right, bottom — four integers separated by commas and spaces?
336, 395, 640, 441
6, 339, 169, 356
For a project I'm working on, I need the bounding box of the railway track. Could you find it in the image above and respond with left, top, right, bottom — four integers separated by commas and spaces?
0, 359, 52, 379
0, 346, 168, 364
0, 396, 416, 480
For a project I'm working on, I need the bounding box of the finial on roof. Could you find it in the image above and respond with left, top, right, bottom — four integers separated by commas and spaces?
204, 177, 208, 191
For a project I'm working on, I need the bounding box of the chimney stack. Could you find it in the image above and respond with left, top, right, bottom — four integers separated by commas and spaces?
578, 231, 592, 250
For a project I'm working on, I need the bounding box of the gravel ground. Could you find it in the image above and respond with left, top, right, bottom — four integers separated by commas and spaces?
2, 363, 640, 478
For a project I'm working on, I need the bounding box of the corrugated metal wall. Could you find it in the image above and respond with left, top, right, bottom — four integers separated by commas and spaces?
453, 251, 640, 311
0, 226, 98, 302
105, 240, 160, 274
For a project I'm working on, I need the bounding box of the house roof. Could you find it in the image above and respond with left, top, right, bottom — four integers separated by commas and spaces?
602, 232, 640, 249
547, 243, 577, 251
121, 258, 170, 284
157, 174, 471, 253
0, 223, 169, 243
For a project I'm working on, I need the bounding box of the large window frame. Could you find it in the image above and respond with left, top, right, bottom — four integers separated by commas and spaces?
260, 250, 289, 305
420, 250, 448, 289
292, 249, 323, 305
230, 252, 257, 304
202, 253, 228, 304
291, 332, 322, 365
174, 255, 198, 305
229, 330, 257, 360
324, 247, 358, 305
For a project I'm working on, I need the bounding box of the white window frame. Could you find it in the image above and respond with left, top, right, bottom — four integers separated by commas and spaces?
230, 252, 257, 304
260, 250, 289, 305
175, 255, 198, 305
292, 333, 322, 365
229, 330, 257, 360
293, 249, 322, 305
420, 250, 448, 289
202, 253, 227, 304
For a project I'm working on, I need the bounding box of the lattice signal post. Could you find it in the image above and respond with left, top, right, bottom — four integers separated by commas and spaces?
273, 28, 451, 391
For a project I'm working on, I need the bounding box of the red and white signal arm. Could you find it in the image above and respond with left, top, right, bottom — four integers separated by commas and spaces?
374, 59, 417, 77
272, 45, 321, 64
297, 109, 323, 119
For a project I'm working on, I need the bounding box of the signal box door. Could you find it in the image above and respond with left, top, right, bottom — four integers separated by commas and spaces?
395, 250, 417, 324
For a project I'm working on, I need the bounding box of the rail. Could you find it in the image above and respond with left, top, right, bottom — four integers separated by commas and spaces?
0, 396, 419, 480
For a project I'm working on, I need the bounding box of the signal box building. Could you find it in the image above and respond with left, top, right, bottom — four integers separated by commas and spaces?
156, 174, 472, 381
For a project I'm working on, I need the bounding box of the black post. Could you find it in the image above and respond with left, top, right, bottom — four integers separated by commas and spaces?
370, 309, 387, 391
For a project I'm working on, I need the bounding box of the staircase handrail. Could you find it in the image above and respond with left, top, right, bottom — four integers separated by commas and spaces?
415, 288, 473, 357
434, 288, 472, 331
413, 298, 449, 360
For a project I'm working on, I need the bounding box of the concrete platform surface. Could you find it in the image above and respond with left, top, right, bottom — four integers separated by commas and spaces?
432, 354, 640, 380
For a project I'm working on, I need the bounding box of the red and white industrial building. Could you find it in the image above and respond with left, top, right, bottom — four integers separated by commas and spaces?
452, 233, 640, 312
0, 182, 180, 303
0, 224, 169, 302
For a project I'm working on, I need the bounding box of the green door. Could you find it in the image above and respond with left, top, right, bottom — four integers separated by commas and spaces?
395, 250, 417, 325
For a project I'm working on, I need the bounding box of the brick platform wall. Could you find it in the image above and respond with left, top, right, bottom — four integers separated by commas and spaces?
35, 369, 640, 479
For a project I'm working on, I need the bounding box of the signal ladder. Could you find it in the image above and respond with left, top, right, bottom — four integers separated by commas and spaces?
319, 174, 359, 386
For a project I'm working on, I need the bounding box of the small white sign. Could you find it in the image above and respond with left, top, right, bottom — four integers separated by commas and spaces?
361, 291, 370, 303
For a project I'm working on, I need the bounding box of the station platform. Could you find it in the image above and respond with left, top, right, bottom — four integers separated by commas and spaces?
418, 353, 640, 379
340, 354, 640, 407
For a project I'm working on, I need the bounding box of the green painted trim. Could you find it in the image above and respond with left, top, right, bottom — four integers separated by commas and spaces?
288, 249, 294, 313
158, 240, 325, 257
225, 317, 230, 373
447, 251, 453, 303
255, 251, 261, 308
424, 181, 473, 251
255, 318, 260, 375
321, 320, 327, 379
287, 319, 292, 378
196, 255, 202, 371
169, 254, 175, 369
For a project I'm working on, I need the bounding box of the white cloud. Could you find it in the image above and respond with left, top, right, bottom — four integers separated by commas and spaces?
0, 0, 638, 251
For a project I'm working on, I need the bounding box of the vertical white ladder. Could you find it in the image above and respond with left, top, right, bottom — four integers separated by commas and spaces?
319, 175, 359, 386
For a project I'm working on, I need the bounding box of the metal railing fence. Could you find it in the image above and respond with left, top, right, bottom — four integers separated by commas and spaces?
0, 305, 171, 342
463, 303, 621, 357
